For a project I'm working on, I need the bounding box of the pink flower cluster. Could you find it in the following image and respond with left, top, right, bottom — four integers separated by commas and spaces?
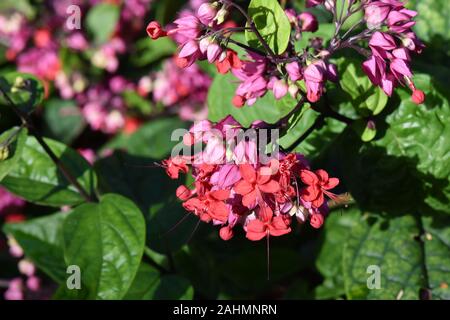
152, 58, 211, 121
162, 117, 339, 241
362, 0, 425, 102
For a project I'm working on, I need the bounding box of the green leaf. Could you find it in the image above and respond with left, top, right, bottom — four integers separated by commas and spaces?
0, 0, 35, 19
315, 207, 360, 299
86, 3, 120, 45
1, 135, 97, 207
291, 117, 346, 159
0, 72, 44, 113
0, 127, 27, 182
131, 37, 177, 67
62, 194, 146, 300
95, 151, 199, 254
103, 118, 187, 159
3, 212, 67, 283
343, 214, 426, 300
421, 215, 450, 300
43, 99, 86, 144
337, 59, 388, 117
279, 106, 318, 149
245, 0, 292, 54
408, 0, 450, 42
207, 73, 298, 127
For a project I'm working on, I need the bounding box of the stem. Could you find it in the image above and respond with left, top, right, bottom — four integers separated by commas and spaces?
0, 87, 95, 203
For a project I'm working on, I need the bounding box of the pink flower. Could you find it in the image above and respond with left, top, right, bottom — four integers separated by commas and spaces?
298, 12, 318, 32
286, 61, 302, 81
197, 3, 217, 26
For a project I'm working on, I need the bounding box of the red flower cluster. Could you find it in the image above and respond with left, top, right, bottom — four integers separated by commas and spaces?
162, 117, 339, 241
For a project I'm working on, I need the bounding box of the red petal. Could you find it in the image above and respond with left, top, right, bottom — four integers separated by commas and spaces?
300, 169, 319, 185
315, 169, 329, 183
256, 169, 271, 185
234, 180, 254, 195
258, 180, 281, 193
209, 189, 230, 201
209, 201, 229, 222
312, 192, 325, 208
242, 190, 257, 208
239, 164, 256, 183
323, 177, 339, 190
246, 219, 267, 241
300, 185, 320, 202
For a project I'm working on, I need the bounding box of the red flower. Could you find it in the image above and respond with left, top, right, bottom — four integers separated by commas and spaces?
299, 169, 339, 208
146, 21, 167, 39
234, 164, 280, 208
183, 189, 230, 223
162, 156, 189, 179
215, 50, 242, 74
246, 206, 291, 241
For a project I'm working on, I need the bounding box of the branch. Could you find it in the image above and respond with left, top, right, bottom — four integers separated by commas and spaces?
0, 87, 95, 203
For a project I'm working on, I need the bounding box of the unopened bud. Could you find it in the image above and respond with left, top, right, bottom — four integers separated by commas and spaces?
412, 89, 425, 105
288, 84, 299, 98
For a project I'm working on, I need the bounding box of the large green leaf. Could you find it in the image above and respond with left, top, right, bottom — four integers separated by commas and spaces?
62, 194, 146, 300
86, 3, 120, 45
1, 135, 97, 207
43, 99, 86, 144
245, 0, 292, 55
343, 214, 426, 300
95, 151, 198, 254
124, 264, 194, 300
315, 207, 360, 299
0, 127, 27, 182
3, 212, 67, 283
0, 72, 44, 113
421, 215, 450, 299
207, 73, 298, 127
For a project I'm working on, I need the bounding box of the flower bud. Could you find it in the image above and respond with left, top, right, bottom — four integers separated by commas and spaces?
298, 12, 318, 32
288, 84, 299, 98
207, 42, 222, 63
232, 95, 246, 108
310, 213, 324, 228
198, 3, 218, 26
146, 21, 166, 40
26, 276, 41, 291
412, 89, 425, 105
219, 225, 234, 240
18, 259, 35, 277
272, 79, 288, 100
